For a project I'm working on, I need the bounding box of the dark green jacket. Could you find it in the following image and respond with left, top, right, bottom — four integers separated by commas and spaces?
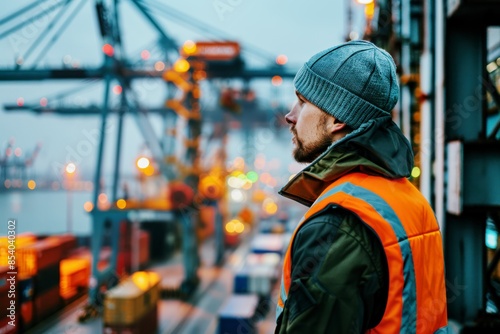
276, 116, 414, 333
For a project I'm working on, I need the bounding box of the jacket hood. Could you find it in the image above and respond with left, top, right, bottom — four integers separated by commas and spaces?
279, 116, 414, 206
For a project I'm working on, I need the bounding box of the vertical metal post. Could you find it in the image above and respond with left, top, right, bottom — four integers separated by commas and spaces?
400, 0, 412, 142
443, 16, 487, 324
179, 64, 202, 294
434, 0, 445, 229
213, 200, 224, 265
419, 0, 434, 203
111, 85, 126, 202
92, 73, 112, 206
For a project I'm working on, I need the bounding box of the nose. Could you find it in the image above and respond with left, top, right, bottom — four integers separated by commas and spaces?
285, 101, 298, 125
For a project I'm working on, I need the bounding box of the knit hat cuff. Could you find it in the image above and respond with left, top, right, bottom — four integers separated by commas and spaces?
294, 64, 391, 129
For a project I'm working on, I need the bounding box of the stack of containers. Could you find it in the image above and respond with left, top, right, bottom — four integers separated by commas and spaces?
250, 233, 286, 256
0, 232, 36, 331
44, 234, 77, 258
117, 222, 150, 275
228, 232, 287, 324
103, 271, 160, 334
233, 253, 281, 296
18, 237, 64, 324
60, 256, 91, 302
0, 265, 18, 334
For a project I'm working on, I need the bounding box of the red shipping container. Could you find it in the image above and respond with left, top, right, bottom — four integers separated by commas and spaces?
20, 301, 33, 331
33, 285, 61, 324
44, 234, 77, 258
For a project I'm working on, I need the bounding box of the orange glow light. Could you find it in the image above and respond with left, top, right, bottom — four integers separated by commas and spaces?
83, 201, 93, 212
113, 85, 122, 95
272, 75, 283, 86
276, 54, 288, 65
98, 193, 108, 203
154, 61, 165, 71
182, 40, 197, 55
174, 58, 190, 73
116, 199, 127, 209
27, 180, 36, 190
102, 44, 114, 57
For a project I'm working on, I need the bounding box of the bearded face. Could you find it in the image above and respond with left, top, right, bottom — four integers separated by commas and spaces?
290, 113, 332, 163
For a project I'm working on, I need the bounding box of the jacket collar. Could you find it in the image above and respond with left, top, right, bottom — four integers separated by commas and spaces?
279, 116, 414, 207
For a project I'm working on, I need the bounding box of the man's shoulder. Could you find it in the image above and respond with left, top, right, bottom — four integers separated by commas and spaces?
298, 205, 376, 241
292, 205, 386, 277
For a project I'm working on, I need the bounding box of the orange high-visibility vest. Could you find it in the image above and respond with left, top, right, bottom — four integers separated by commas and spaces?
277, 173, 448, 333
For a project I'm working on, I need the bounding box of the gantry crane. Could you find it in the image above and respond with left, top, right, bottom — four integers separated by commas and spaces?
0, 0, 296, 318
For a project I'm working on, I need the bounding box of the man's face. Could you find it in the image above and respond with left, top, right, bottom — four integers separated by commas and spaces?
285, 92, 333, 163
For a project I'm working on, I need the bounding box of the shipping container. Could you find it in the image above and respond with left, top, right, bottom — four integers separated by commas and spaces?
102, 304, 158, 334
218, 294, 259, 334
17, 239, 64, 279
103, 271, 160, 326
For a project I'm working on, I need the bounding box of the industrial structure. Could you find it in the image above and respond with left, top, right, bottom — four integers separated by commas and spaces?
356, 0, 500, 331
1, 0, 500, 333
0, 0, 297, 330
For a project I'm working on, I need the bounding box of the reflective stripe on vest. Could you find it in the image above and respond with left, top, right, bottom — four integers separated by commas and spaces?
276, 173, 447, 333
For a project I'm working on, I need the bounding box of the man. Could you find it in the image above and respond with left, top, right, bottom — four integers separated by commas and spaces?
275, 40, 448, 333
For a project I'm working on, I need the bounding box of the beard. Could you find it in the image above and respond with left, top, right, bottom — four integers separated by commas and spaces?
291, 127, 332, 163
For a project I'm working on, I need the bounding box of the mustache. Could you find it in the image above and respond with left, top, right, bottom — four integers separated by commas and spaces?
290, 127, 297, 136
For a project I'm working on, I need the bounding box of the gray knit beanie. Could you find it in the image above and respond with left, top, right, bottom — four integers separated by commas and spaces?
293, 40, 399, 129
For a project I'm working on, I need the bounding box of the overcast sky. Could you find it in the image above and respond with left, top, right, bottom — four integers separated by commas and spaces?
0, 0, 368, 181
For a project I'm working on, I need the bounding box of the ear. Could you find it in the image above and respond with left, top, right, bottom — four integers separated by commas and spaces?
326, 117, 348, 135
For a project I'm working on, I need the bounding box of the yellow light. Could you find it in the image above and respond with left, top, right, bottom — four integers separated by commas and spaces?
27, 180, 36, 190
131, 272, 150, 291
234, 221, 245, 234
356, 0, 374, 4
136, 157, 150, 169
143, 165, 155, 176
83, 201, 93, 212
65, 163, 76, 174
411, 166, 421, 178
182, 40, 197, 55
365, 1, 375, 17
174, 58, 190, 73
225, 221, 235, 233
116, 199, 127, 209
263, 201, 278, 215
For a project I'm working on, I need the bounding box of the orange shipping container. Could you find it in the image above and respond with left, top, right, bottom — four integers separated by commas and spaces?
0, 232, 37, 267
17, 239, 63, 279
